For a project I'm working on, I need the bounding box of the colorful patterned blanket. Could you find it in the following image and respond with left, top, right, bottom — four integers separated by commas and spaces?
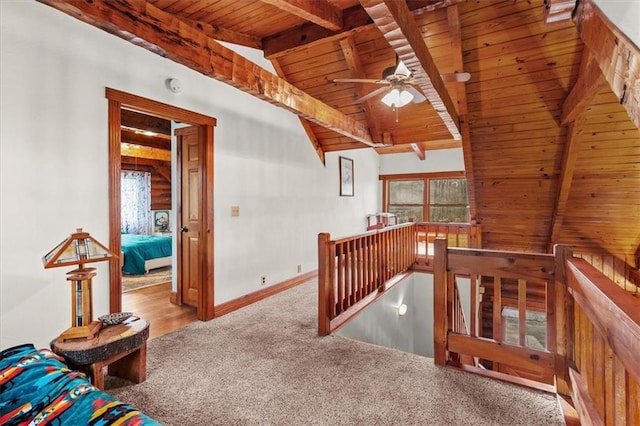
0, 344, 159, 425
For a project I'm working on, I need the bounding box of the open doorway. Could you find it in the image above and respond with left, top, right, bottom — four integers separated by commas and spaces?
119, 109, 173, 295
106, 88, 216, 329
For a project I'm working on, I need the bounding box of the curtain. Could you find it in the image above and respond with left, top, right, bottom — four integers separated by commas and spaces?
121, 171, 151, 234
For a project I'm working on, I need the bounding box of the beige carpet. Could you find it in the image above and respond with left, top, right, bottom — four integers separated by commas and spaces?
122, 267, 172, 292
106, 278, 564, 425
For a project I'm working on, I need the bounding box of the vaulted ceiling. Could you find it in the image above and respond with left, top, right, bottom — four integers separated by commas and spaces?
39, 0, 639, 276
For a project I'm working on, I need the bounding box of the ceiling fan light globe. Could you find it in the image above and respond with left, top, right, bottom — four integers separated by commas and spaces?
398, 89, 414, 107
381, 88, 414, 108
381, 88, 400, 107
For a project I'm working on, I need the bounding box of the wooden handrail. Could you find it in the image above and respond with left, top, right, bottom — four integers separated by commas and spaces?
434, 238, 572, 388
414, 222, 481, 271
318, 222, 481, 335
565, 258, 640, 424
318, 223, 416, 336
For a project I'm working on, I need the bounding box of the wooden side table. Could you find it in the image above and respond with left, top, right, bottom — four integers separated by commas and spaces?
50, 316, 150, 390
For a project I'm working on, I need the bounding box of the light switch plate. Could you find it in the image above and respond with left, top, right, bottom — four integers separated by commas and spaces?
231, 206, 240, 217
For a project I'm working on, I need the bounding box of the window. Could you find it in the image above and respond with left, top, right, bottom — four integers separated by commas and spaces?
429, 178, 468, 223
383, 173, 469, 224
121, 171, 151, 234
388, 180, 424, 223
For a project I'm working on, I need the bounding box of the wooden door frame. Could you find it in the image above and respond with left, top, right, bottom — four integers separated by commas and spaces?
106, 88, 216, 321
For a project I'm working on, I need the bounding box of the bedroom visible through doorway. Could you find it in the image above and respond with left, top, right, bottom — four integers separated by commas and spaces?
120, 111, 174, 295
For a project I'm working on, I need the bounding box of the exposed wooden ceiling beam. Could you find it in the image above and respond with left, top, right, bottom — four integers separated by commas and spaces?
410, 0, 465, 16
121, 129, 171, 150
121, 156, 168, 167
561, 50, 607, 125
543, 0, 576, 23
375, 138, 461, 155
180, 17, 261, 49
263, 1, 462, 59
410, 143, 425, 160
447, 4, 477, 223
548, 116, 584, 249
121, 143, 171, 161
270, 58, 326, 164
338, 36, 382, 143
359, 0, 461, 141
121, 109, 171, 135
550, 49, 607, 249
260, 0, 342, 31
574, 0, 640, 131
38, 0, 378, 147
121, 157, 172, 182
263, 5, 370, 59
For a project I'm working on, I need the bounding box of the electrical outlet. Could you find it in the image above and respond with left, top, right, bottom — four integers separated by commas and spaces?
261, 276, 266, 285
297, 264, 302, 273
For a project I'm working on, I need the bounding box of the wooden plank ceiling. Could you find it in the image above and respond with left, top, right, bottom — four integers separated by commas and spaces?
39, 1, 639, 271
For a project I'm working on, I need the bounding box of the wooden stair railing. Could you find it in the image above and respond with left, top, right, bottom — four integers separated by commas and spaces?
433, 238, 573, 390
318, 222, 481, 336
318, 224, 639, 424
565, 258, 640, 425
413, 222, 481, 271
318, 223, 416, 336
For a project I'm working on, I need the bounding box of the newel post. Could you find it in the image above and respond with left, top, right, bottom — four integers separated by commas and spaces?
433, 237, 449, 366
553, 244, 574, 396
318, 233, 334, 336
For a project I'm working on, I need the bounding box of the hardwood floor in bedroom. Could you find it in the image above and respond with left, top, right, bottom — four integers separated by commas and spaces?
122, 283, 197, 340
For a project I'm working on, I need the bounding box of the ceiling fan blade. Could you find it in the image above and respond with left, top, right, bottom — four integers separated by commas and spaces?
354, 85, 391, 104
394, 60, 411, 78
406, 86, 426, 104
333, 78, 388, 85
441, 72, 471, 83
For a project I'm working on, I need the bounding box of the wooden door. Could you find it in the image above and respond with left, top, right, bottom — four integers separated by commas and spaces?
177, 126, 201, 307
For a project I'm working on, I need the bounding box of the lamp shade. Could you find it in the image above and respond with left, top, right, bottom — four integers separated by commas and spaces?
43, 228, 115, 269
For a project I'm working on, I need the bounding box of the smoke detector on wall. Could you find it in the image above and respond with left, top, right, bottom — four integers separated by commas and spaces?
166, 78, 182, 94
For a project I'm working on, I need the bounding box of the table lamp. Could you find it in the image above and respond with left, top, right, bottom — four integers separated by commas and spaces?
43, 228, 116, 341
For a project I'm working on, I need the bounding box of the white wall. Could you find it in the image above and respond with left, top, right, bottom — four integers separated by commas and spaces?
337, 273, 471, 359
337, 273, 435, 357
379, 148, 465, 175
0, 2, 380, 349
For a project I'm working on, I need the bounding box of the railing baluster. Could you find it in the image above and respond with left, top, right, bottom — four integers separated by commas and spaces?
470, 275, 478, 338
433, 238, 448, 366
345, 242, 352, 308
337, 243, 344, 314
351, 239, 357, 303
493, 276, 502, 343
518, 279, 527, 347
317, 233, 333, 336
366, 235, 371, 295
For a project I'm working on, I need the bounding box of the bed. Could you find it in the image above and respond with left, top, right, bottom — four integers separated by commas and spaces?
121, 233, 172, 275
0, 344, 158, 425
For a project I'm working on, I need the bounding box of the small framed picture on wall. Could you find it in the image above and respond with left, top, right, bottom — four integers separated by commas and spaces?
339, 156, 354, 197
153, 210, 170, 232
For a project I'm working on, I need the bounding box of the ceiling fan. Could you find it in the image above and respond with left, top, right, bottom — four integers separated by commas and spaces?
334, 59, 470, 108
